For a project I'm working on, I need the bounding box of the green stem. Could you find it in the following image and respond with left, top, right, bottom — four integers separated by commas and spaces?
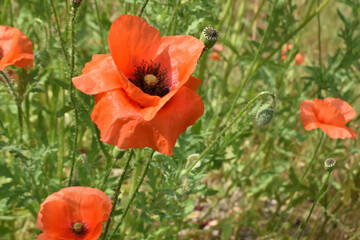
272, 131, 325, 232
223, 0, 278, 124
182, 91, 276, 176
297, 172, 331, 239
94, 0, 107, 52
225, 0, 330, 122
110, 150, 155, 239
166, 0, 180, 36
48, 0, 70, 66
68, 3, 80, 187
101, 150, 134, 240
9, 0, 13, 26
0, 70, 23, 142
138, 0, 149, 17
317, 0, 323, 96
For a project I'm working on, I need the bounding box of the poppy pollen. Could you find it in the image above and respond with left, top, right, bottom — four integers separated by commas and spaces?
130, 60, 169, 97
71, 221, 87, 235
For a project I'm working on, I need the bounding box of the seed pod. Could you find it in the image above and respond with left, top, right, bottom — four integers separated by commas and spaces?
200, 27, 218, 50
324, 158, 336, 172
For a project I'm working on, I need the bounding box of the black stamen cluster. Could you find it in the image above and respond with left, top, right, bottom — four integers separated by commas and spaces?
70, 221, 87, 236
130, 60, 170, 97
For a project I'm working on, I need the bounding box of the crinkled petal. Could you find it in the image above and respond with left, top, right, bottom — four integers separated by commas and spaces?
37, 233, 63, 240
299, 100, 319, 131
37, 199, 73, 238
108, 15, 161, 78
324, 98, 356, 123
0, 25, 33, 70
314, 98, 346, 126
319, 123, 356, 139
91, 83, 204, 156
72, 54, 123, 95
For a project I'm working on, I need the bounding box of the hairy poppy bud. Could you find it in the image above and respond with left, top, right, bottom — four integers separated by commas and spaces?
324, 158, 336, 172
200, 27, 218, 50
256, 104, 274, 127
112, 146, 125, 159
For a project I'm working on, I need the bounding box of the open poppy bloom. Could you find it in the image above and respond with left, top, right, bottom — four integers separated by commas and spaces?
37, 187, 112, 240
300, 98, 356, 139
0, 25, 33, 70
73, 15, 205, 155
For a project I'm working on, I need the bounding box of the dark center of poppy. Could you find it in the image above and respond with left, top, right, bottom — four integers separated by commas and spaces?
129, 60, 170, 97
70, 221, 87, 236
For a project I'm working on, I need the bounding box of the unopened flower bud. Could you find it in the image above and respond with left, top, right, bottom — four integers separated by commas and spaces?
256, 104, 274, 127
200, 27, 218, 50
112, 146, 125, 159
324, 158, 336, 172
185, 153, 201, 169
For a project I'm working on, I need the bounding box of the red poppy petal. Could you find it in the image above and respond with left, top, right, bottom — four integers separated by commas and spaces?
140, 76, 201, 121
299, 100, 319, 131
154, 35, 204, 89
324, 98, 356, 123
37, 199, 73, 238
37, 233, 62, 240
314, 98, 346, 126
72, 54, 124, 95
0, 25, 33, 70
319, 123, 356, 139
108, 15, 161, 77
92, 85, 204, 155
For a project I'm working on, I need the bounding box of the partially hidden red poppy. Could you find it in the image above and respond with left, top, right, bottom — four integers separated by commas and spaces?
295, 53, 304, 65
300, 98, 356, 139
210, 51, 220, 60
37, 187, 112, 240
72, 15, 205, 155
0, 25, 33, 70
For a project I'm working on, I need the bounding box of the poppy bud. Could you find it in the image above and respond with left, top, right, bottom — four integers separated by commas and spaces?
295, 53, 304, 65
112, 146, 125, 159
200, 27, 218, 50
324, 158, 336, 172
256, 104, 274, 127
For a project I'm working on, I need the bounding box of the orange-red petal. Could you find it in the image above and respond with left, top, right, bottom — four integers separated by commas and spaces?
314, 98, 346, 126
210, 52, 220, 60
0, 25, 33, 70
295, 53, 304, 65
37, 187, 112, 240
299, 100, 319, 131
72, 54, 123, 95
324, 98, 356, 123
319, 123, 356, 139
108, 15, 161, 78
91, 80, 204, 156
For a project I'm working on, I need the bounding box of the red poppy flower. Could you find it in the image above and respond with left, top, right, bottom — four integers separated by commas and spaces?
210, 51, 220, 60
72, 15, 205, 155
37, 187, 112, 240
295, 53, 304, 65
0, 25, 33, 70
281, 44, 292, 55
299, 98, 356, 139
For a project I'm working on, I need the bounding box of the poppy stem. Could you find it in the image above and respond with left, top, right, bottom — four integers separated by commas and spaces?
224, 0, 330, 124
138, 0, 149, 17
0, 70, 23, 142
297, 172, 332, 239
272, 131, 325, 232
48, 0, 70, 66
102, 150, 134, 240
68, 2, 80, 187
182, 91, 276, 176
110, 150, 155, 239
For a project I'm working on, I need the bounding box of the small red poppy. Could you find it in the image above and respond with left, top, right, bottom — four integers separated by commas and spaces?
300, 98, 356, 139
210, 51, 220, 60
37, 187, 112, 240
73, 15, 205, 155
295, 53, 304, 65
0, 25, 33, 70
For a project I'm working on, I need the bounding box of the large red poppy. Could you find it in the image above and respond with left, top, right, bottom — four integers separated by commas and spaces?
37, 187, 112, 240
73, 15, 205, 155
0, 25, 33, 70
299, 98, 356, 139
